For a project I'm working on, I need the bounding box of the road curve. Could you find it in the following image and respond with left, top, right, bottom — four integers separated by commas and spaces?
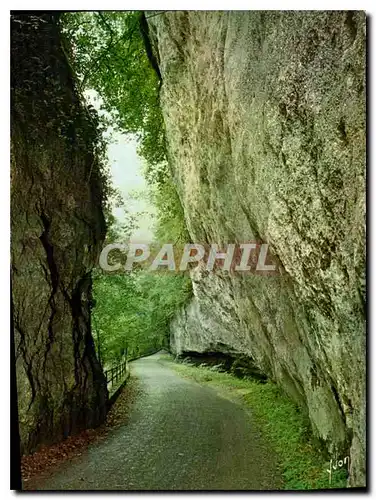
34, 353, 282, 490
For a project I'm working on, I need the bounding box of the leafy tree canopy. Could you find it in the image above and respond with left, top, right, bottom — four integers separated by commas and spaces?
60, 11, 165, 169
92, 269, 192, 367
60, 11, 193, 366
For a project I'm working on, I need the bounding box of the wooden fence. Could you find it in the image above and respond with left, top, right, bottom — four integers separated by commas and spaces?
104, 360, 127, 388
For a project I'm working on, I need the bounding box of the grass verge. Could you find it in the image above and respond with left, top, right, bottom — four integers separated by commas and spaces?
160, 354, 348, 491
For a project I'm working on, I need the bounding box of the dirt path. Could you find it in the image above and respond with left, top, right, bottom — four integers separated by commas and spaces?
31, 353, 282, 491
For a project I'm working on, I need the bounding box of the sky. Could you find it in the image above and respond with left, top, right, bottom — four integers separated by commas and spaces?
107, 131, 156, 242
85, 90, 155, 242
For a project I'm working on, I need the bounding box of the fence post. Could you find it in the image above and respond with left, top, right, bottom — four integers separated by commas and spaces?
105, 359, 128, 390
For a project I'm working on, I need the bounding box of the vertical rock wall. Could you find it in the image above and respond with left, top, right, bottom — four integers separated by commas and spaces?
148, 11, 366, 486
11, 14, 108, 454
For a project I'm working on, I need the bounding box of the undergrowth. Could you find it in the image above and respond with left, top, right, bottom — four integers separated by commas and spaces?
160, 354, 348, 491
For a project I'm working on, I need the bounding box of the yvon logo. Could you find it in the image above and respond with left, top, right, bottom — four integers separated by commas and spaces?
326, 456, 350, 485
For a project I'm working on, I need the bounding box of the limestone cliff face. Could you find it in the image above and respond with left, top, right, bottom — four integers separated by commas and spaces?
11, 14, 108, 454
148, 11, 366, 486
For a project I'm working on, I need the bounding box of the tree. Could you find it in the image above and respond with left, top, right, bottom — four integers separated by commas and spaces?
60, 12, 193, 364
60, 11, 165, 168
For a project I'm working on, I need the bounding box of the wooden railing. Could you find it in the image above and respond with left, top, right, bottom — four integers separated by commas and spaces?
104, 360, 127, 388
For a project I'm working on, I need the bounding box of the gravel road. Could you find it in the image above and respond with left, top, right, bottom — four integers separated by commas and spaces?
34, 352, 282, 490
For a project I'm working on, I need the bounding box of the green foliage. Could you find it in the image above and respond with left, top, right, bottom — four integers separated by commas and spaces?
60, 10, 189, 245
60, 11, 165, 168
92, 183, 192, 366
104, 204, 143, 244
148, 175, 190, 244
92, 271, 192, 367
60, 11, 193, 365
164, 358, 349, 491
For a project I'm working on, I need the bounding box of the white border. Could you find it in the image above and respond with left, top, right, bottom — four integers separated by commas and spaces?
2, 3, 373, 499
2, 1, 375, 10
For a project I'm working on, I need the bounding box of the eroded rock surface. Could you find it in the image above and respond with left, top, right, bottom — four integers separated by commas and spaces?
148, 11, 366, 486
11, 14, 108, 454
